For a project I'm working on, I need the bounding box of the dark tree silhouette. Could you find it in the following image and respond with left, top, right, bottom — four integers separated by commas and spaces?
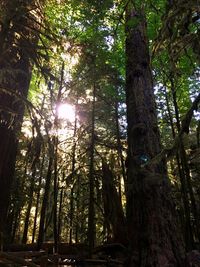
0, 0, 43, 236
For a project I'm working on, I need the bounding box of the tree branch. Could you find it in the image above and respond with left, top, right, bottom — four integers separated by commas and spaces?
145, 92, 200, 166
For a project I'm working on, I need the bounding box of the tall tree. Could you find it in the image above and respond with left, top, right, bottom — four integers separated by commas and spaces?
88, 83, 96, 253
0, 0, 43, 236
125, 2, 185, 266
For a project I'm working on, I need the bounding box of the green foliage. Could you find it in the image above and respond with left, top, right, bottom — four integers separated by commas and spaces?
6, 0, 200, 247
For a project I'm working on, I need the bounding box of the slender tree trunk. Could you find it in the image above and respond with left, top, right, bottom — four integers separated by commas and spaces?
52, 62, 65, 252
22, 171, 35, 244
88, 84, 96, 254
197, 121, 200, 147
37, 152, 53, 249
102, 162, 127, 245
164, 86, 194, 250
32, 157, 44, 243
75, 175, 80, 243
53, 136, 58, 253
69, 107, 78, 244
57, 186, 63, 243
114, 98, 127, 209
11, 208, 21, 243
170, 77, 199, 246
69, 186, 74, 244
9, 155, 29, 243
22, 133, 42, 244
114, 100, 126, 190
125, 3, 185, 266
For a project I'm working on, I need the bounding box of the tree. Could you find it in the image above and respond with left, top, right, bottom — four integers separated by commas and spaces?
0, 0, 43, 237
125, 2, 185, 266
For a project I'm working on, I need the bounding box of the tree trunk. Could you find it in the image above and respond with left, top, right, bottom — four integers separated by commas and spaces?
164, 86, 194, 250
170, 77, 199, 247
53, 136, 58, 253
102, 161, 127, 245
125, 3, 185, 266
0, 0, 42, 236
22, 172, 35, 244
69, 186, 74, 244
88, 84, 96, 254
32, 157, 44, 243
37, 152, 53, 249
75, 175, 80, 243
69, 107, 78, 244
57, 186, 63, 243
22, 133, 42, 244
114, 99, 127, 191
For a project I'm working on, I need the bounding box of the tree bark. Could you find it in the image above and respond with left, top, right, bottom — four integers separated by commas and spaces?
0, 0, 42, 236
164, 85, 194, 250
114, 99, 127, 191
69, 107, 78, 244
88, 84, 96, 254
125, 3, 185, 266
170, 76, 199, 247
102, 161, 127, 245
37, 152, 53, 249
32, 157, 44, 243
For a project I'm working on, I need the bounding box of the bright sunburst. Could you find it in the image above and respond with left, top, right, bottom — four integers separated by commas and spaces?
57, 103, 75, 123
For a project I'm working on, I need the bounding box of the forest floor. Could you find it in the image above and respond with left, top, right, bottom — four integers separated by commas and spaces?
1, 243, 200, 266
0, 242, 126, 267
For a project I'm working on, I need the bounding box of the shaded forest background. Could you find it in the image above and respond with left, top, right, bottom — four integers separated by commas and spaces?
0, 0, 200, 266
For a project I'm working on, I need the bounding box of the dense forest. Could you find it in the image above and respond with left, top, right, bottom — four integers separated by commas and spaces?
0, 0, 200, 266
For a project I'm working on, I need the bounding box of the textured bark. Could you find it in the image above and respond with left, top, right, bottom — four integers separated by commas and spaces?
125, 4, 185, 266
102, 162, 128, 245
0, 0, 42, 235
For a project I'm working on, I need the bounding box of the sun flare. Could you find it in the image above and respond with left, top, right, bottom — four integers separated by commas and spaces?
57, 103, 75, 122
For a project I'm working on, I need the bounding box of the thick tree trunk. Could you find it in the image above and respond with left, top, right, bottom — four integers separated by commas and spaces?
125, 4, 185, 266
0, 0, 42, 236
